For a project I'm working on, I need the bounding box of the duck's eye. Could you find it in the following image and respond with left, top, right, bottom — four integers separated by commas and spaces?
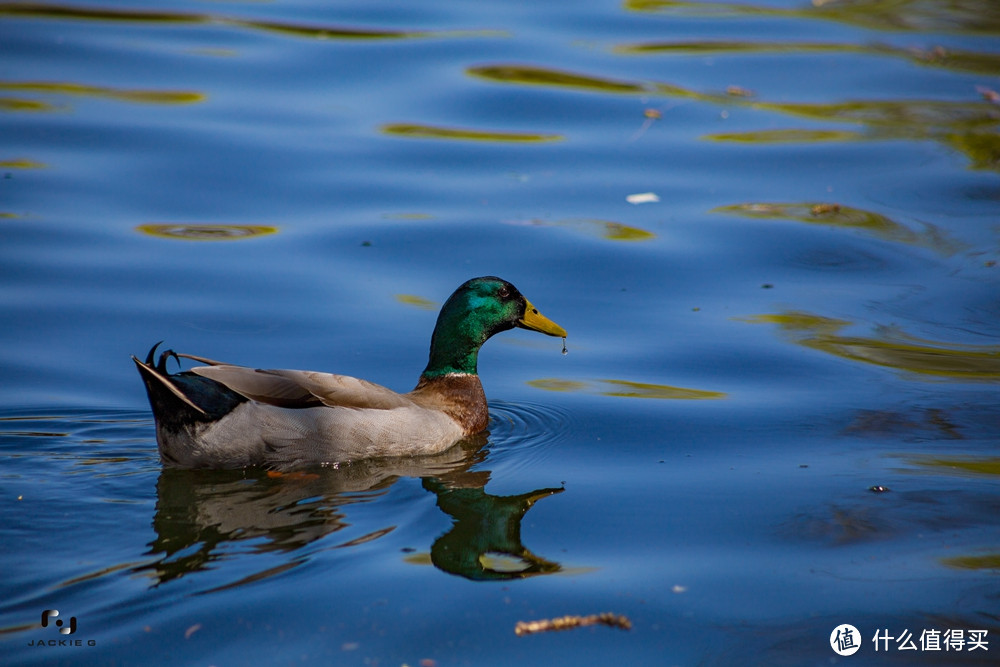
498, 286, 509, 298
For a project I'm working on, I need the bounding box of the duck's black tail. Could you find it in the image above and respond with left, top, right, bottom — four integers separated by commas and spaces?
132, 343, 245, 432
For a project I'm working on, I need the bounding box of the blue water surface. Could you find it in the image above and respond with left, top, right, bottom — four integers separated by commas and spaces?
2, 0, 999, 665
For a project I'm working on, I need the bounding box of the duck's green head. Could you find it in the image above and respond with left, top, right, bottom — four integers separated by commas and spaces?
422, 276, 567, 378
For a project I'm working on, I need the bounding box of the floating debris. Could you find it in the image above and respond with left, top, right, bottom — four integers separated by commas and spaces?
811, 203, 842, 215
868, 485, 891, 493
514, 612, 632, 636
976, 85, 1000, 104
626, 192, 659, 204
630, 108, 664, 141
725, 84, 754, 97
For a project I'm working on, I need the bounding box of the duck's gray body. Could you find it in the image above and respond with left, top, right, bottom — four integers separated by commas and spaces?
133, 347, 468, 469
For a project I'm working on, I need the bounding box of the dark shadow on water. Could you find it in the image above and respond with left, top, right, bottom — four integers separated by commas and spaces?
782, 487, 999, 546
138, 432, 564, 587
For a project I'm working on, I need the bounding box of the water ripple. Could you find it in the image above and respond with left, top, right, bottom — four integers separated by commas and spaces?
0, 408, 158, 474
486, 400, 571, 471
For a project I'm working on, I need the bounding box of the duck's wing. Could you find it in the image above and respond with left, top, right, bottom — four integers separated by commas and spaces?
189, 364, 413, 410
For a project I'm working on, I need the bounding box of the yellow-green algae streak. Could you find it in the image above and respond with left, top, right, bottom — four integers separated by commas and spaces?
745, 312, 1000, 380
458, 60, 1000, 172
0, 81, 203, 105
613, 40, 1000, 77
909, 457, 1000, 477
0, 3, 506, 41
467, 65, 651, 94
529, 378, 726, 400
136, 224, 278, 241
395, 294, 438, 311
7, 4, 997, 170
706, 129, 864, 143
520, 218, 655, 242
0, 158, 46, 169
380, 123, 562, 143
713, 202, 961, 254
622, 0, 1000, 35
941, 554, 1000, 571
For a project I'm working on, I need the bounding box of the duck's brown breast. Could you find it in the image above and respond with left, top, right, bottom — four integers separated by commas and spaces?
409, 374, 489, 435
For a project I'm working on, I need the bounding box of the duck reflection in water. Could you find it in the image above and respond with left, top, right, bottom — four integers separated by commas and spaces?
421, 477, 562, 581
139, 433, 563, 586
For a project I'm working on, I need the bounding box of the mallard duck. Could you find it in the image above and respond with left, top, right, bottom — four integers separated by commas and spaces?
133, 276, 566, 469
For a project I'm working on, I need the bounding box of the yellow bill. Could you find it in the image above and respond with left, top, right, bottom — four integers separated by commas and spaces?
519, 299, 567, 338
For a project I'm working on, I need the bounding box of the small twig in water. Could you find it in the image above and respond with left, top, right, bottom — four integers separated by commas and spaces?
514, 612, 632, 636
